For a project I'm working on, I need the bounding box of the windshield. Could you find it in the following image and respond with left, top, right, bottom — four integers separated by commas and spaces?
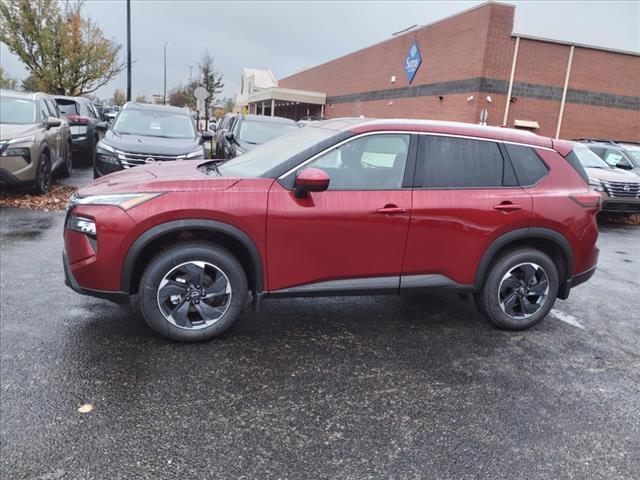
113, 109, 196, 139
574, 145, 612, 169
0, 97, 37, 124
218, 125, 339, 177
238, 120, 299, 145
621, 146, 640, 165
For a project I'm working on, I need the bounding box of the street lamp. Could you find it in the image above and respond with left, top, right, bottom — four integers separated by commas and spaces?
126, 0, 131, 101
163, 42, 168, 105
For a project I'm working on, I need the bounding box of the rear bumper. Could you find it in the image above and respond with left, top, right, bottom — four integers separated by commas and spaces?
63, 249, 129, 303
558, 264, 597, 299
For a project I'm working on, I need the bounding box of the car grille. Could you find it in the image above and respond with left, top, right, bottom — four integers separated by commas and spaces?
117, 150, 184, 167
602, 181, 640, 199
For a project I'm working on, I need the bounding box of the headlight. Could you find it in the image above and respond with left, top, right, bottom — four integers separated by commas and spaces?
5, 134, 35, 146
181, 148, 205, 159
588, 180, 605, 192
70, 192, 164, 210
95, 142, 120, 165
1, 147, 31, 161
66, 215, 96, 236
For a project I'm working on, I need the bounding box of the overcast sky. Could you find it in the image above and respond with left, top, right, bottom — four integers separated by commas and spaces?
1, 0, 639, 102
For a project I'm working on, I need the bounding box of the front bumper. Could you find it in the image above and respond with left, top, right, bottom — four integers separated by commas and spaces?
63, 249, 129, 303
601, 200, 640, 213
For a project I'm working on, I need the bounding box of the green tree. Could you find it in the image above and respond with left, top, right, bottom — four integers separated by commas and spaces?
135, 94, 148, 103
21, 73, 46, 92
0, 66, 18, 89
198, 50, 224, 117
112, 89, 126, 106
0, 0, 124, 95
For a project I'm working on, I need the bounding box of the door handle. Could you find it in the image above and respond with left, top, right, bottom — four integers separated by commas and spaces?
376, 204, 407, 214
493, 202, 522, 212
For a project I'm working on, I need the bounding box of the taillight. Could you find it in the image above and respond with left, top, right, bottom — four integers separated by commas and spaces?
570, 191, 602, 209
64, 114, 90, 124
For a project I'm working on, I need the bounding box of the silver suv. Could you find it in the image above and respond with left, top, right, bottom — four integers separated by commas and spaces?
0, 89, 73, 194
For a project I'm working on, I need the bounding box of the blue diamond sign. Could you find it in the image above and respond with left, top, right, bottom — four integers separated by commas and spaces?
404, 41, 422, 84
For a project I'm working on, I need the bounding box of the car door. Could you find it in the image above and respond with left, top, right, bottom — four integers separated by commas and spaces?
39, 100, 60, 163
44, 99, 64, 164
266, 132, 416, 293
402, 134, 532, 289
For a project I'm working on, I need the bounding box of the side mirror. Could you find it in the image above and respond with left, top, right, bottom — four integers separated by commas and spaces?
208, 123, 217, 132
96, 121, 109, 131
201, 131, 213, 141
294, 167, 330, 198
45, 116, 62, 128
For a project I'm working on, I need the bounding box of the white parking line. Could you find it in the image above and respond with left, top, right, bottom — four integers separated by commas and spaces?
550, 309, 585, 329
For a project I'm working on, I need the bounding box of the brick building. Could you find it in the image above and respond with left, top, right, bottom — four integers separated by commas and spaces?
260, 1, 639, 140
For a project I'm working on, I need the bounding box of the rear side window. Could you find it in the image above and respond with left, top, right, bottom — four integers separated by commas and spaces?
418, 136, 509, 188
504, 144, 549, 186
56, 100, 79, 116
564, 150, 590, 184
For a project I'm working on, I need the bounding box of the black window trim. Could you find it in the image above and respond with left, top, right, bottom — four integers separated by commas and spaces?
277, 131, 419, 191
501, 142, 551, 188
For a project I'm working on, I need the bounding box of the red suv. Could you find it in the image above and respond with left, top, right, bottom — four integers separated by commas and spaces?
63, 119, 600, 342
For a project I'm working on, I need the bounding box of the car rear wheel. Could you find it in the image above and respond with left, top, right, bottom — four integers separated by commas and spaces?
139, 242, 248, 342
474, 248, 558, 330
33, 152, 52, 194
59, 142, 73, 178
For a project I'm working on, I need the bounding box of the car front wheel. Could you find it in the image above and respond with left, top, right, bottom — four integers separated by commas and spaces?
139, 242, 248, 342
33, 151, 52, 194
475, 248, 559, 330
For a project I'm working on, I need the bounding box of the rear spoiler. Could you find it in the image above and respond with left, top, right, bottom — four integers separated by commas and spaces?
552, 138, 575, 157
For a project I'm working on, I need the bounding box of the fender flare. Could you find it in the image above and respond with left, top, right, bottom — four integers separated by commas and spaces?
474, 227, 573, 288
120, 219, 264, 294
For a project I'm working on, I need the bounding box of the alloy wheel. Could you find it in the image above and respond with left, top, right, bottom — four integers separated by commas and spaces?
39, 154, 52, 193
156, 261, 232, 330
498, 262, 550, 319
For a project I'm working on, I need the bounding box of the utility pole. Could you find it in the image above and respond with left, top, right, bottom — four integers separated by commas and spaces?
163, 42, 168, 105
126, 0, 131, 101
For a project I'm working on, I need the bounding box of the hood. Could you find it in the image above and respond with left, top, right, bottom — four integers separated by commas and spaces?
585, 167, 640, 183
103, 130, 201, 156
78, 160, 240, 196
0, 124, 39, 142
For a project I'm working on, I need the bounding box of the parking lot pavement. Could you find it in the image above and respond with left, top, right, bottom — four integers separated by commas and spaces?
1, 204, 639, 479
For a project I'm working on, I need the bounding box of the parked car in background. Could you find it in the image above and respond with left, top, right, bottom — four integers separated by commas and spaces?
64, 118, 601, 342
571, 143, 640, 213
0, 89, 73, 193
297, 115, 324, 127
219, 114, 298, 159
93, 102, 105, 121
103, 106, 117, 123
93, 102, 212, 178
575, 139, 640, 175
213, 113, 236, 158
54, 95, 102, 165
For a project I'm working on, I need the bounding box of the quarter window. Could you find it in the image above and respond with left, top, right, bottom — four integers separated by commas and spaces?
504, 144, 549, 186
301, 134, 410, 190
418, 136, 510, 188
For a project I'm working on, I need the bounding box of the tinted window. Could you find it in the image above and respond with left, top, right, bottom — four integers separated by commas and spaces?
419, 136, 506, 188
505, 144, 549, 186
301, 134, 410, 190
564, 150, 590, 184
56, 100, 79, 116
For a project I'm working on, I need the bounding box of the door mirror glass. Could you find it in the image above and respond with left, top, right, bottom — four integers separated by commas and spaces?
208, 123, 217, 132
295, 167, 330, 197
45, 116, 62, 127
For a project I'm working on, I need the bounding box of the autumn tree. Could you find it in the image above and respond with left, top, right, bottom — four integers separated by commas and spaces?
0, 0, 124, 95
20, 74, 46, 92
112, 89, 126, 106
135, 94, 148, 103
198, 50, 224, 118
0, 66, 18, 89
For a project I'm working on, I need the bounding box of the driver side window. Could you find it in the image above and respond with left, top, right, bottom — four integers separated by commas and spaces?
301, 134, 410, 190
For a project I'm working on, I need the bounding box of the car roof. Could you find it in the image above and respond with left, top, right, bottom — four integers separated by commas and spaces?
1, 89, 52, 100
122, 102, 189, 114
313, 118, 554, 149
53, 95, 92, 103
240, 114, 297, 125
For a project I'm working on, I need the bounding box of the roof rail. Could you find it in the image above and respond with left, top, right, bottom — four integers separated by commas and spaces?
572, 138, 617, 145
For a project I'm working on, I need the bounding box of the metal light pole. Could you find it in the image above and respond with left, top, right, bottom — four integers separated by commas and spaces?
126, 0, 131, 101
163, 42, 168, 105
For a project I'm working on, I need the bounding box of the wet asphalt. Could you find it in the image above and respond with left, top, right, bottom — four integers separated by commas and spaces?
1, 169, 639, 479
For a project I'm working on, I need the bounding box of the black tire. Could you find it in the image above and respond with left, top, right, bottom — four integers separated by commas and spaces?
139, 242, 248, 342
474, 248, 558, 330
33, 151, 52, 194
59, 142, 73, 178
